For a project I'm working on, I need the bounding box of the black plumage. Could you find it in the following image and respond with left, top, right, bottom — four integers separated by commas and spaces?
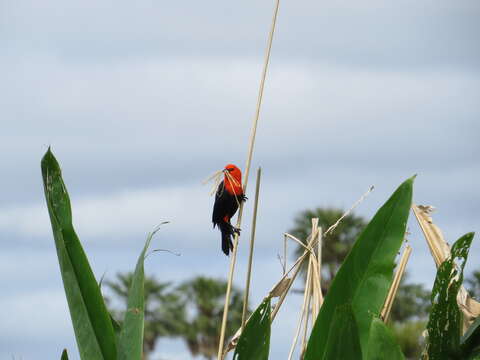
212, 180, 243, 255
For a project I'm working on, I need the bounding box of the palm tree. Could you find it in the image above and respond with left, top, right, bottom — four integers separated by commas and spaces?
289, 207, 431, 359
289, 207, 366, 293
177, 276, 247, 360
105, 273, 185, 358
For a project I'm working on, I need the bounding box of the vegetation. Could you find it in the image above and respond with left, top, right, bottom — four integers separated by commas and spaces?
289, 207, 430, 358
289, 208, 366, 292
105, 274, 184, 357
105, 274, 247, 359
42, 149, 479, 360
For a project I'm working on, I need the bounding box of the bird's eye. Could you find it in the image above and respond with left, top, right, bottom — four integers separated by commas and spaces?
227, 167, 234, 172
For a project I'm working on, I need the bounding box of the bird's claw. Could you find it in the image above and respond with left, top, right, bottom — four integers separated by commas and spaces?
233, 227, 241, 235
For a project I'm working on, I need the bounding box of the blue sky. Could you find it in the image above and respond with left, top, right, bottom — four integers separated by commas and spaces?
1, 1, 479, 359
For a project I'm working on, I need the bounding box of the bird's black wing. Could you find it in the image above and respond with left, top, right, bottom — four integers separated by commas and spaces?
212, 181, 239, 225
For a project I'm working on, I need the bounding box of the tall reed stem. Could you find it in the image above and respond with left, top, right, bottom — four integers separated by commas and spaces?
241, 167, 262, 329
216, 1, 280, 358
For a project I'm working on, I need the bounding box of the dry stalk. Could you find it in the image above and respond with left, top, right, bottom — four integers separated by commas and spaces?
216, 0, 280, 357
301, 275, 314, 358
241, 167, 262, 330
381, 244, 412, 323
317, 226, 324, 307
309, 255, 322, 320
224, 187, 373, 355
286, 219, 319, 360
288, 257, 313, 360
412, 204, 480, 334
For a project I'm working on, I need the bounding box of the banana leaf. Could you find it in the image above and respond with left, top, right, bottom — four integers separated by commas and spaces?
233, 297, 271, 360
41, 148, 116, 360
425, 232, 474, 359
118, 226, 164, 360
305, 177, 414, 359
366, 318, 404, 360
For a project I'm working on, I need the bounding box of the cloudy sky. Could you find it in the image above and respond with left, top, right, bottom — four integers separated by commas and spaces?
1, 0, 479, 359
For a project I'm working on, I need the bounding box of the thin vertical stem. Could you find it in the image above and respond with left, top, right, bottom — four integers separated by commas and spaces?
287, 260, 312, 360
241, 167, 262, 329
301, 275, 313, 357
317, 226, 324, 306
217, 1, 280, 358
381, 244, 412, 322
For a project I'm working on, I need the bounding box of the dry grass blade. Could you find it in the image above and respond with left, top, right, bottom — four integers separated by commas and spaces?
287, 219, 320, 360
412, 204, 480, 333
381, 244, 412, 323
225, 188, 373, 355
412, 205, 450, 265
217, 0, 281, 355
202, 170, 224, 196
288, 259, 313, 360
241, 167, 262, 330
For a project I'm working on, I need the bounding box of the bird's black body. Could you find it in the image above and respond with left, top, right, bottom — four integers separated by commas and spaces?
212, 180, 243, 255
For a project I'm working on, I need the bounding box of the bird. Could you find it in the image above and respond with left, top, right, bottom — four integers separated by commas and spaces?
212, 164, 247, 255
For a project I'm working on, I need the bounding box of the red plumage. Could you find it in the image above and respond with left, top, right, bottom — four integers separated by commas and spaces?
212, 164, 246, 255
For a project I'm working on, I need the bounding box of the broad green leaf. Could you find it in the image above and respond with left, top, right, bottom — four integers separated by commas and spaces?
462, 316, 480, 357
466, 350, 480, 360
118, 226, 162, 360
366, 318, 404, 360
233, 297, 271, 360
61, 349, 69, 360
425, 232, 474, 360
305, 177, 414, 359
41, 148, 116, 360
323, 303, 362, 360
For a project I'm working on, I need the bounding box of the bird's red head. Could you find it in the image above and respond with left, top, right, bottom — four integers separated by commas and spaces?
223, 164, 243, 195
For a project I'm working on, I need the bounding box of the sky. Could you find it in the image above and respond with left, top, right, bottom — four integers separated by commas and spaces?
1, 0, 479, 359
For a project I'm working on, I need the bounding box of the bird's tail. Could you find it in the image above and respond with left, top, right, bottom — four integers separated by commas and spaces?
218, 222, 234, 256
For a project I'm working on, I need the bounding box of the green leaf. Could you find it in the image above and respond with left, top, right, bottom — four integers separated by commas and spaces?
305, 177, 414, 359
462, 316, 480, 357
323, 303, 362, 360
366, 318, 404, 360
233, 297, 271, 360
61, 349, 69, 360
41, 148, 117, 360
118, 225, 163, 360
426, 232, 474, 360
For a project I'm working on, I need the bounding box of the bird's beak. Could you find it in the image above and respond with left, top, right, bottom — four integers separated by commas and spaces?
222, 169, 228, 174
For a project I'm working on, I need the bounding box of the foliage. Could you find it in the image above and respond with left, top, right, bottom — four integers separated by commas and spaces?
366, 318, 404, 360
178, 276, 247, 360
117, 226, 165, 360
291, 207, 430, 358
106, 274, 185, 356
43, 149, 479, 360
106, 274, 249, 359
387, 273, 430, 358
322, 303, 363, 359
466, 270, 480, 300
42, 148, 117, 360
424, 232, 475, 359
289, 207, 366, 291
233, 297, 271, 360
461, 316, 480, 358
390, 320, 427, 359
42, 148, 156, 360
61, 349, 69, 360
304, 177, 414, 359
389, 274, 430, 323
